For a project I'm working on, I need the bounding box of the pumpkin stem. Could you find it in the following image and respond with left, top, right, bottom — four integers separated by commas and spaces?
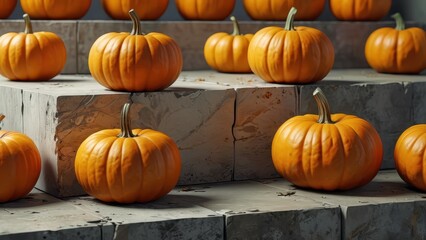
391, 13, 406, 31
230, 16, 241, 35
129, 9, 143, 35
313, 88, 334, 124
0, 114, 4, 130
284, 7, 298, 31
117, 103, 136, 138
23, 14, 33, 34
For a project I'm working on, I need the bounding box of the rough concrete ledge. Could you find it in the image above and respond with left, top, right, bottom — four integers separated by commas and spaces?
1, 69, 426, 198
0, 170, 425, 240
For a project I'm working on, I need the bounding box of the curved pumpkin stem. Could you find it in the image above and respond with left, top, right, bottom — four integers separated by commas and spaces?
129, 9, 143, 35
313, 88, 334, 124
230, 16, 241, 35
284, 7, 298, 31
23, 13, 33, 34
0, 114, 4, 130
117, 103, 136, 138
391, 13, 406, 31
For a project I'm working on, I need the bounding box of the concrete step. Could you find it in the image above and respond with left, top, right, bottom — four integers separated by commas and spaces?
1, 69, 426, 197
0, 170, 425, 240
0, 20, 423, 74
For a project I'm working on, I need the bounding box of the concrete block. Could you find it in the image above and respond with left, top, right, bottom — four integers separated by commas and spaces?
0, 190, 103, 240
412, 82, 426, 123
174, 180, 341, 240
130, 88, 235, 185
70, 195, 224, 240
263, 170, 426, 240
299, 81, 412, 169
233, 87, 297, 180
0, 20, 77, 74
0, 86, 23, 132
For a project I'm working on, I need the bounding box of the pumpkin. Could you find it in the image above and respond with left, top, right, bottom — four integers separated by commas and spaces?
0, 0, 17, 19
243, 0, 325, 21
271, 88, 383, 191
88, 9, 183, 92
329, 0, 391, 21
248, 7, 334, 84
394, 125, 426, 192
101, 0, 168, 20
0, 14, 67, 81
365, 13, 426, 74
175, 0, 235, 20
20, 0, 91, 19
0, 114, 41, 202
74, 103, 181, 203
204, 16, 253, 73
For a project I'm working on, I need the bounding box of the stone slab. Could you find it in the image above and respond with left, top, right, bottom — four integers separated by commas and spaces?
263, 170, 426, 240
0, 20, 77, 74
0, 190, 103, 239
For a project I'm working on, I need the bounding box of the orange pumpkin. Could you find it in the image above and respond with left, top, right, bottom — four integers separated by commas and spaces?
74, 103, 181, 203
88, 9, 183, 92
330, 0, 391, 21
0, 14, 67, 81
175, 0, 235, 20
204, 16, 253, 73
101, 0, 168, 20
394, 125, 426, 192
0, 114, 41, 202
243, 0, 325, 21
248, 7, 334, 84
271, 88, 383, 191
365, 13, 426, 74
0, 0, 17, 19
20, 0, 91, 19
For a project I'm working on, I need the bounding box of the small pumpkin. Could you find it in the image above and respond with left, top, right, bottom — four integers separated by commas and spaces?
329, 0, 391, 21
248, 7, 334, 84
271, 88, 383, 191
74, 103, 181, 203
0, 14, 67, 81
88, 9, 183, 92
175, 0, 235, 20
365, 13, 426, 74
0, 114, 41, 202
204, 16, 253, 73
20, 0, 91, 19
394, 125, 426, 192
0, 0, 17, 19
101, 0, 168, 20
243, 0, 325, 21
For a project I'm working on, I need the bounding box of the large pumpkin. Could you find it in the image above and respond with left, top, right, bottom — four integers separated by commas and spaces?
329, 0, 391, 21
248, 7, 334, 84
204, 16, 253, 73
271, 88, 383, 191
20, 0, 91, 19
0, 0, 17, 19
243, 0, 325, 21
175, 0, 235, 20
101, 0, 168, 20
74, 103, 181, 203
0, 114, 41, 202
0, 14, 67, 81
88, 9, 183, 92
365, 13, 426, 74
394, 125, 426, 192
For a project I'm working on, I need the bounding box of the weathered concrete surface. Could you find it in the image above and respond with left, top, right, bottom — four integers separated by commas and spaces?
0, 20, 77, 74
264, 170, 426, 240
2, 171, 424, 240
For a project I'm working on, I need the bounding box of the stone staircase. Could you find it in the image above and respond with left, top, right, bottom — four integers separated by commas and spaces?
1, 19, 426, 239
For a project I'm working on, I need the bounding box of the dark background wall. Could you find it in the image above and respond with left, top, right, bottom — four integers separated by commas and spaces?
7, 0, 425, 22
